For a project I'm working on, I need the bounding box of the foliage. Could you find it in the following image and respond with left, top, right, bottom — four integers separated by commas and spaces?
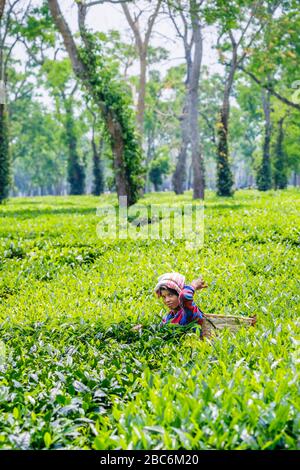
273, 117, 287, 190
144, 67, 184, 157
241, 0, 300, 95
78, 32, 144, 205
256, 152, 272, 191
216, 122, 234, 197
0, 105, 10, 203
148, 147, 171, 190
41, 58, 86, 195
9, 95, 67, 196
0, 189, 299, 449
283, 111, 300, 176
63, 98, 86, 195
14, 2, 56, 46
232, 78, 263, 185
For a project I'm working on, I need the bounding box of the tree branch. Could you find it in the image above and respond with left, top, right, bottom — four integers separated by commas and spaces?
4, 34, 19, 69
19, 38, 44, 65
70, 81, 78, 97
10, 62, 34, 102
168, 1, 193, 69
229, 29, 237, 48
53, 46, 64, 60
145, 0, 162, 49
0, 0, 6, 19
47, 0, 86, 78
238, 64, 300, 111
168, 2, 185, 43
235, 1, 263, 50
237, 0, 281, 65
85, 0, 133, 6
199, 110, 216, 145
121, 3, 143, 53
1, 0, 20, 47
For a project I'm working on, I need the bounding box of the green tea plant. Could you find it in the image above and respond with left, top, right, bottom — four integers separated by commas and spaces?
0, 190, 299, 449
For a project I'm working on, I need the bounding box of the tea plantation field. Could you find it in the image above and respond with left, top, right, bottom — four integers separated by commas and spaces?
0, 189, 299, 449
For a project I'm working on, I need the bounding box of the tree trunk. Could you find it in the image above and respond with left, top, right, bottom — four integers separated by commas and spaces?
153, 181, 159, 191
145, 127, 155, 193
216, 103, 234, 196
189, 2, 204, 200
0, 0, 10, 203
0, 103, 10, 202
274, 116, 287, 190
172, 97, 189, 194
171, 1, 205, 198
121, 1, 161, 142
190, 95, 204, 199
216, 47, 236, 197
0, 1, 5, 18
92, 136, 104, 196
257, 89, 272, 191
64, 98, 85, 195
292, 171, 297, 187
188, 161, 193, 190
48, 0, 142, 206
137, 50, 147, 137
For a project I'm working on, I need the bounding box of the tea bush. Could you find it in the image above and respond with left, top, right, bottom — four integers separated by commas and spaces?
0, 190, 299, 449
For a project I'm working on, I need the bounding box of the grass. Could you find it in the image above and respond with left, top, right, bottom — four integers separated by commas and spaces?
0, 188, 299, 449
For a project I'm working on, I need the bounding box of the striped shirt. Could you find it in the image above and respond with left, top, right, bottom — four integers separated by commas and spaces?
160, 285, 204, 328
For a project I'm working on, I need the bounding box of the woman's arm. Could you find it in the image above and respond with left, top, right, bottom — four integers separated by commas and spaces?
178, 285, 196, 318
190, 278, 208, 291
179, 279, 207, 322
179, 278, 207, 306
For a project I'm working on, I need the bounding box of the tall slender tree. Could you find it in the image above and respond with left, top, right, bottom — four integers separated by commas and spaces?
0, 0, 8, 202
274, 112, 288, 189
0, 1, 5, 18
42, 59, 86, 194
87, 103, 104, 196
47, 0, 143, 206
169, 0, 205, 199
63, 88, 85, 195
206, 0, 280, 196
121, 0, 162, 138
257, 87, 272, 190
189, 0, 205, 199
0, 0, 23, 202
236, 0, 300, 190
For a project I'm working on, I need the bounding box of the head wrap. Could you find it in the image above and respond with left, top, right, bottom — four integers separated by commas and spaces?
154, 272, 185, 297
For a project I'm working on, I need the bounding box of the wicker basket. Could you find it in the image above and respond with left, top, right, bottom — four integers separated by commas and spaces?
202, 313, 257, 338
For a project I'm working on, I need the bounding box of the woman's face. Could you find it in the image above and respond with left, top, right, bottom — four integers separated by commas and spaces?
161, 289, 180, 310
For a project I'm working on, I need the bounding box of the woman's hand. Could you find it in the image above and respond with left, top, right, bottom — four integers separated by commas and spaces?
190, 278, 208, 291
131, 324, 143, 332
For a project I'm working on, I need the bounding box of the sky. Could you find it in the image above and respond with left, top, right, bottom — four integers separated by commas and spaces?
9, 0, 223, 108
13, 0, 222, 77
72, 0, 222, 75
